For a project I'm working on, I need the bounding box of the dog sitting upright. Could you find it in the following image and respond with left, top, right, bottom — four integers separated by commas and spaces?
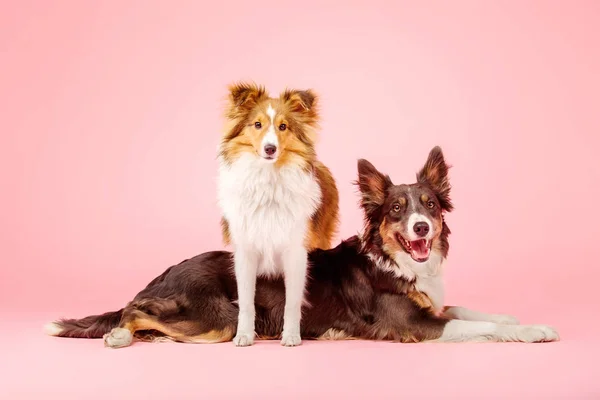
217, 83, 339, 346
45, 147, 558, 347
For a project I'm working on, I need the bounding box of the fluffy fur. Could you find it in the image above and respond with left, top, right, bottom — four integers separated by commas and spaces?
217, 82, 339, 346
46, 148, 559, 348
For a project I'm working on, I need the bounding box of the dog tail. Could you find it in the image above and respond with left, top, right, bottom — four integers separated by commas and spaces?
44, 309, 124, 339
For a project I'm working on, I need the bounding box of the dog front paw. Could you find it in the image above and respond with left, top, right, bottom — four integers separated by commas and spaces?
233, 332, 254, 347
515, 325, 560, 342
281, 332, 302, 347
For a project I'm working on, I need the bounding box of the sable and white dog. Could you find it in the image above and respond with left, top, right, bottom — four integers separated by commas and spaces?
217, 83, 339, 347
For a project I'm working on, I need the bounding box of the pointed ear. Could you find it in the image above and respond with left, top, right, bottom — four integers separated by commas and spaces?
280, 89, 319, 124
226, 82, 268, 119
355, 159, 391, 215
416, 146, 453, 211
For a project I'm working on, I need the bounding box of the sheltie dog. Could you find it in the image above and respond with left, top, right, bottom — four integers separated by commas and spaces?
45, 147, 558, 347
217, 83, 339, 346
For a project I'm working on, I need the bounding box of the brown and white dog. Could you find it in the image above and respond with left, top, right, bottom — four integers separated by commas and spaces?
217, 83, 339, 346
44, 147, 558, 347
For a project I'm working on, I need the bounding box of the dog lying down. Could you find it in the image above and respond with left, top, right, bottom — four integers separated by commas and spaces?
45, 147, 559, 347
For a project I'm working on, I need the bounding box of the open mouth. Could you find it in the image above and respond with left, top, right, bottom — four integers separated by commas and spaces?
395, 233, 431, 262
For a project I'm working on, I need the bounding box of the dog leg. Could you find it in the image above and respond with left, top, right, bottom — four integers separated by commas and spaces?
435, 319, 559, 343
442, 306, 520, 325
281, 246, 308, 347
233, 247, 259, 347
103, 299, 181, 349
102, 307, 141, 348
371, 293, 557, 344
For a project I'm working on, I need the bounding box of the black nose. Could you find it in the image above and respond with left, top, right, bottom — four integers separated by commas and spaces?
264, 144, 277, 156
413, 222, 430, 237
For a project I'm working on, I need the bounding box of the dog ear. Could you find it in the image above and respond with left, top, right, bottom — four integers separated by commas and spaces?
226, 82, 268, 119
280, 89, 319, 125
416, 146, 453, 211
355, 159, 391, 215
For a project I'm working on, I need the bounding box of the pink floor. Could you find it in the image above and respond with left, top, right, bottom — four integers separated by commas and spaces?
3, 313, 598, 399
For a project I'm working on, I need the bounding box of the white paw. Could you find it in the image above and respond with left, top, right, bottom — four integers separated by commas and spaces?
103, 328, 133, 348
233, 332, 254, 347
488, 314, 520, 325
517, 325, 560, 343
281, 332, 302, 347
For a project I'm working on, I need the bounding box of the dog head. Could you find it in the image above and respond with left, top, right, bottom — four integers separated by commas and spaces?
356, 146, 453, 266
220, 82, 320, 168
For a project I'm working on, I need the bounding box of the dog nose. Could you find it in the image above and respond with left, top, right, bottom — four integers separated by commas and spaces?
413, 222, 430, 237
264, 144, 277, 156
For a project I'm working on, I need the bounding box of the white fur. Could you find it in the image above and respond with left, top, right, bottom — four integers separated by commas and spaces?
372, 245, 531, 328
372, 248, 445, 312
260, 104, 279, 159
266, 104, 276, 120
443, 306, 520, 325
232, 248, 258, 347
103, 327, 133, 348
406, 213, 434, 241
395, 251, 444, 312
261, 128, 278, 149
280, 245, 308, 346
43, 322, 63, 336
218, 152, 321, 346
436, 319, 559, 343
371, 251, 526, 321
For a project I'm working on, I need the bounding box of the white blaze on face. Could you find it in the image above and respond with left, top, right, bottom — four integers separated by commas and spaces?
407, 213, 434, 241
260, 104, 278, 159
406, 212, 434, 260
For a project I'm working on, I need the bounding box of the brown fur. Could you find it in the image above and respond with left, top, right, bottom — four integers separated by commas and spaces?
317, 328, 356, 341
306, 160, 339, 249
220, 83, 319, 169
220, 217, 231, 246
407, 291, 434, 311
49, 148, 558, 348
50, 150, 462, 347
219, 82, 339, 250
52, 244, 448, 347
357, 147, 452, 265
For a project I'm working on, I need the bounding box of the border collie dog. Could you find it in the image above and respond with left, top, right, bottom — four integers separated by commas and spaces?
45, 147, 558, 347
217, 83, 339, 346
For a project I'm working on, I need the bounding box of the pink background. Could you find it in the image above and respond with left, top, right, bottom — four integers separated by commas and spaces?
1, 1, 599, 398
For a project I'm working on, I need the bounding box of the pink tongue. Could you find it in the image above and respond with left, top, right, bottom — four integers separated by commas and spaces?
410, 239, 430, 259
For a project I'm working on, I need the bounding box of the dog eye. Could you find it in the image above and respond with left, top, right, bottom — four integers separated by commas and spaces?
392, 203, 401, 212
254, 122, 262, 129
279, 123, 287, 131
427, 201, 435, 209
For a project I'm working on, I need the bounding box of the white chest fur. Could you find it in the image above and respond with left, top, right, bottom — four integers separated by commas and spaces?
217, 154, 322, 276
375, 251, 446, 312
